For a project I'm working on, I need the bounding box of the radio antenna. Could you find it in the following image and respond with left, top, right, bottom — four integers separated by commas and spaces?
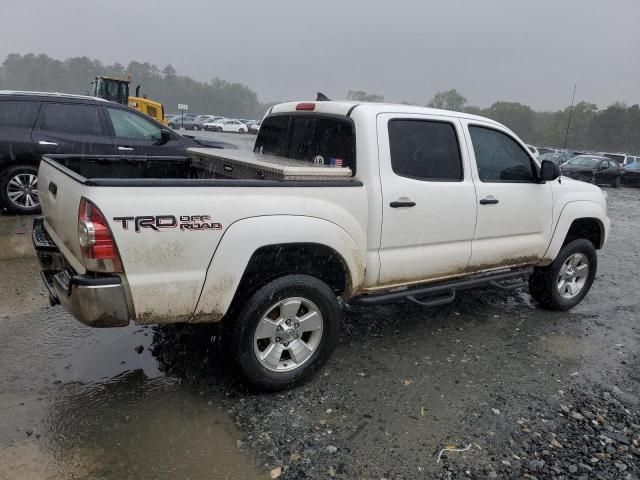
563, 84, 577, 152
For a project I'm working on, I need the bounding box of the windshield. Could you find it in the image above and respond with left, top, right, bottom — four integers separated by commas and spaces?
567, 156, 602, 167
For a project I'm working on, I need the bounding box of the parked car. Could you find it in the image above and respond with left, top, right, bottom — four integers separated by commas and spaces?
602, 152, 637, 168
538, 152, 573, 165
202, 117, 226, 131
560, 155, 622, 187
0, 91, 236, 213
168, 115, 203, 130
526, 145, 539, 157
217, 119, 248, 133
248, 121, 261, 134
622, 160, 640, 187
33, 100, 609, 390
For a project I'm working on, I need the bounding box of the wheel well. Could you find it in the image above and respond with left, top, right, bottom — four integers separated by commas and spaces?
232, 243, 351, 303
563, 218, 603, 249
0, 159, 40, 175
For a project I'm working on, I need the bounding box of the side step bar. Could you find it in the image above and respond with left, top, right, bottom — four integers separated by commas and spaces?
350, 267, 533, 306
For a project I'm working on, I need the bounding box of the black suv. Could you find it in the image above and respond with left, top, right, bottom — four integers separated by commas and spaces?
0, 91, 236, 214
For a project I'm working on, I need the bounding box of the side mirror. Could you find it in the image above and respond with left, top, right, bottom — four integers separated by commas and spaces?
540, 160, 560, 182
158, 129, 172, 145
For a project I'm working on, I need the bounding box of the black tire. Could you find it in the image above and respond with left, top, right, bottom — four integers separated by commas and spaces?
192, 125, 199, 131
224, 274, 340, 391
529, 239, 597, 311
0, 164, 41, 214
612, 176, 621, 188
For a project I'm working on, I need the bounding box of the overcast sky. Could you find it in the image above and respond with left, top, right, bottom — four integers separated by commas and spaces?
2, 0, 639, 110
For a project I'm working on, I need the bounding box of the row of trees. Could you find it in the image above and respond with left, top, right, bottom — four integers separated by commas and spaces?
347, 87, 639, 154
428, 89, 639, 154
0, 53, 267, 119
1, 54, 637, 153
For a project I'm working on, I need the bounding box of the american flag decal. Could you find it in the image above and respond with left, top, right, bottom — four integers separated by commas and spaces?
329, 158, 343, 167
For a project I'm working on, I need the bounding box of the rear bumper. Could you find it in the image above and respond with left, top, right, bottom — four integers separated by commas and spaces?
33, 217, 131, 328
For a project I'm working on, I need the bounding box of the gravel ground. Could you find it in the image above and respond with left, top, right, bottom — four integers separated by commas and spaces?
0, 185, 639, 479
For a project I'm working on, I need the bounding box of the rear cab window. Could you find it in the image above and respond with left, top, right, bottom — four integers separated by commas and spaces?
254, 114, 356, 173
388, 119, 463, 181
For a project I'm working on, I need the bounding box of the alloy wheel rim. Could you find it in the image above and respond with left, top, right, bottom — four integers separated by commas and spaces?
7, 173, 39, 209
253, 297, 323, 372
557, 253, 589, 299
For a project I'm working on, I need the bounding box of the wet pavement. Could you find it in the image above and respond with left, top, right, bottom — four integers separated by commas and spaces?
1, 185, 639, 479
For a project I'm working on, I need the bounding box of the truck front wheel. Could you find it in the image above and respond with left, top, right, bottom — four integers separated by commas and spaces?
225, 274, 340, 390
529, 239, 597, 311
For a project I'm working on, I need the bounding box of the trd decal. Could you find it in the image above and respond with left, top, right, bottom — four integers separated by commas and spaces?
113, 215, 222, 233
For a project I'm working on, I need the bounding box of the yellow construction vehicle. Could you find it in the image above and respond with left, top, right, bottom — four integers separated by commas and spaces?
90, 76, 168, 125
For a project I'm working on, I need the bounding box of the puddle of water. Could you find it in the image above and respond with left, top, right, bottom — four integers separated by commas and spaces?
537, 335, 586, 360
42, 376, 267, 480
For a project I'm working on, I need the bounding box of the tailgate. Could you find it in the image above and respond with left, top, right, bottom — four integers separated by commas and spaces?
38, 157, 86, 273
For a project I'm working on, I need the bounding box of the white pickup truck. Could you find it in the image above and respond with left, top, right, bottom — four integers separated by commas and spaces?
33, 100, 610, 390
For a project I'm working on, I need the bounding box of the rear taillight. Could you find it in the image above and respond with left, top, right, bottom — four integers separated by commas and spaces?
78, 197, 123, 272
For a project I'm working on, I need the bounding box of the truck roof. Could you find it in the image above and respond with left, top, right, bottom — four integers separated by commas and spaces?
270, 100, 503, 127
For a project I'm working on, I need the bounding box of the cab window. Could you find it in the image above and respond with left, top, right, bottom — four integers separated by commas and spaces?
469, 126, 536, 182
255, 114, 355, 172
388, 119, 463, 181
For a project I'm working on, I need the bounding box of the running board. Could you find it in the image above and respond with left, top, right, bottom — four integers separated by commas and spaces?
350, 267, 533, 306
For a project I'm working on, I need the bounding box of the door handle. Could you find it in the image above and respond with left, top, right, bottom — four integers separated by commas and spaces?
117, 146, 135, 151
479, 197, 499, 205
390, 200, 416, 208
38, 140, 58, 146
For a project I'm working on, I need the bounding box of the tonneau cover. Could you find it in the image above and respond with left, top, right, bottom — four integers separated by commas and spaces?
187, 148, 353, 181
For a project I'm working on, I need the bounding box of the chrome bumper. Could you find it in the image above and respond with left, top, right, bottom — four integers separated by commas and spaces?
33, 217, 131, 328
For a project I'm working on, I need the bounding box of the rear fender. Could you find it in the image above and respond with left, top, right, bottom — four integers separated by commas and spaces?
193, 216, 366, 321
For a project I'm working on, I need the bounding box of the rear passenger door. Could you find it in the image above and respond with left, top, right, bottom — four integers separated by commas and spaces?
32, 102, 113, 155
377, 114, 478, 286
462, 121, 553, 270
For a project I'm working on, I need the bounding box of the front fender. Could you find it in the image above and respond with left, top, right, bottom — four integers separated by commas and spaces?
192, 215, 366, 321
539, 200, 609, 265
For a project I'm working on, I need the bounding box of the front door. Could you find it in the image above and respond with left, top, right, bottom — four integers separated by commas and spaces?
462, 121, 553, 270
377, 114, 478, 287
32, 102, 113, 156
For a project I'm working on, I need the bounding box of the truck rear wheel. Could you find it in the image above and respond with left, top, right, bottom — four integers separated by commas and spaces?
225, 274, 340, 390
529, 239, 597, 311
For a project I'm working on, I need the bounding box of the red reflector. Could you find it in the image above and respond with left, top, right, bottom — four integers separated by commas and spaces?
296, 103, 315, 111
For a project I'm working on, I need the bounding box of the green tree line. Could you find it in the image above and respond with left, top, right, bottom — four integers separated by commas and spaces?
1, 54, 637, 153
0, 53, 268, 119
424, 89, 639, 154
348, 87, 639, 154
